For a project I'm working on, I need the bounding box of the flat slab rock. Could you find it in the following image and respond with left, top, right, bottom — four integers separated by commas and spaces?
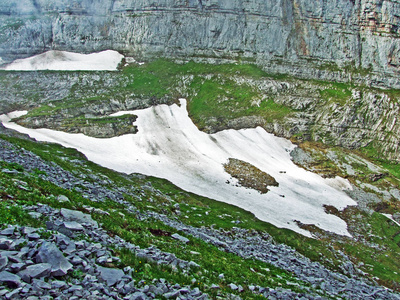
60, 208, 98, 227
0, 271, 21, 288
97, 265, 124, 287
18, 263, 52, 283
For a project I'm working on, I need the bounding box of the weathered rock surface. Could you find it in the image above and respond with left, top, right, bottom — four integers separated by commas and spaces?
1, 0, 400, 88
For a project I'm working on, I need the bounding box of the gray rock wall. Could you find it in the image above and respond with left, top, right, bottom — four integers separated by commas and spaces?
1, 0, 400, 85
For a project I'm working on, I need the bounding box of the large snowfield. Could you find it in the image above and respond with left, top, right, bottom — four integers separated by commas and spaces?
0, 50, 124, 71
0, 51, 357, 237
1, 100, 357, 237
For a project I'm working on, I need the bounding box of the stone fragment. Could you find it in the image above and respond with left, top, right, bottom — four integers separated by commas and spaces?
191, 287, 202, 297
51, 280, 68, 289
178, 288, 190, 294
9, 263, 25, 272
163, 290, 180, 299
0, 271, 21, 288
97, 266, 124, 286
62, 221, 84, 231
60, 208, 98, 227
0, 238, 13, 250
35, 242, 73, 276
0, 256, 8, 271
27, 233, 40, 240
32, 278, 51, 289
22, 227, 36, 235
188, 261, 200, 268
57, 195, 70, 203
128, 291, 147, 300
0, 227, 15, 236
229, 283, 238, 290
149, 285, 164, 296
5, 287, 22, 299
2, 169, 19, 175
18, 263, 52, 283
28, 212, 42, 219
68, 285, 83, 292
171, 233, 189, 244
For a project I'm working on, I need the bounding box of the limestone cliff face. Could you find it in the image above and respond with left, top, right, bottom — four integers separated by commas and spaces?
1, 0, 400, 86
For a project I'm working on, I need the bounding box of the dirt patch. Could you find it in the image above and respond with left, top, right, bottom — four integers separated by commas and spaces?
223, 158, 278, 193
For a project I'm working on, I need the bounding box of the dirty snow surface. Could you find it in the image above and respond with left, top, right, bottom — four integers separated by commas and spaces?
1, 100, 357, 237
1, 50, 124, 71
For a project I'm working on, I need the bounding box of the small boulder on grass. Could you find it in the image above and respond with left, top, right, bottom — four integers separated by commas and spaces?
171, 233, 189, 244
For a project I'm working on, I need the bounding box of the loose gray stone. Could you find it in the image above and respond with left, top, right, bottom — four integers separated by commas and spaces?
0, 238, 13, 250
0, 271, 21, 288
18, 263, 52, 283
5, 287, 22, 299
97, 266, 124, 287
149, 285, 164, 296
68, 285, 83, 292
51, 280, 68, 289
191, 287, 202, 297
128, 291, 147, 300
0, 227, 15, 236
163, 290, 181, 299
9, 263, 25, 273
27, 233, 40, 240
57, 195, 70, 203
28, 212, 42, 219
188, 261, 200, 268
60, 208, 98, 227
229, 283, 238, 290
32, 278, 51, 289
2, 169, 19, 175
171, 233, 189, 244
62, 221, 84, 231
35, 242, 73, 276
0, 256, 8, 271
22, 227, 37, 235
210, 284, 220, 289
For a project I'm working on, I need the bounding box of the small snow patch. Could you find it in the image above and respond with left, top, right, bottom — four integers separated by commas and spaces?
324, 176, 353, 191
1, 50, 124, 71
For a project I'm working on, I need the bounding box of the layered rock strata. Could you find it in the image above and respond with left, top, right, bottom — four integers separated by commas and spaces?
1, 0, 400, 87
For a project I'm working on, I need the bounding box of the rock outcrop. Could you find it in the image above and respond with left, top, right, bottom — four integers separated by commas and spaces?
1, 0, 400, 87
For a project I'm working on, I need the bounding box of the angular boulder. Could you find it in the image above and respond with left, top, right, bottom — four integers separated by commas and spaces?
61, 221, 84, 232
18, 263, 52, 283
60, 208, 98, 228
171, 233, 190, 244
0, 271, 21, 288
0, 237, 13, 250
35, 242, 73, 276
97, 266, 124, 287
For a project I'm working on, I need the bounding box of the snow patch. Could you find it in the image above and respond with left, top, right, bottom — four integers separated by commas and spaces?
1, 99, 357, 237
381, 213, 400, 227
324, 176, 353, 191
125, 57, 145, 65
1, 50, 124, 71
